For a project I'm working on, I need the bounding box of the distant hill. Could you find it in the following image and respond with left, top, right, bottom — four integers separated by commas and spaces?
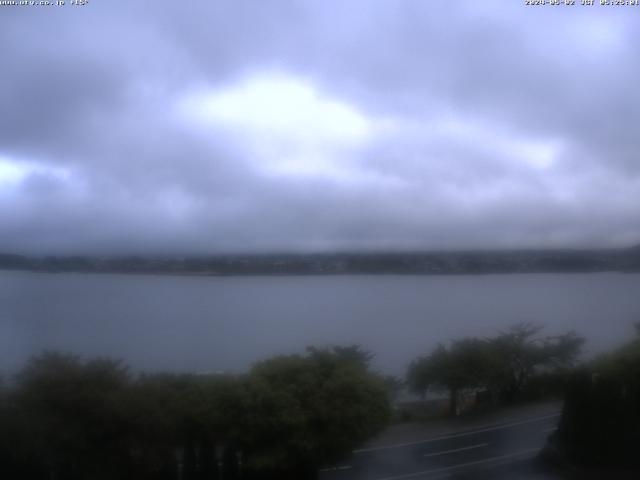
1, 247, 639, 276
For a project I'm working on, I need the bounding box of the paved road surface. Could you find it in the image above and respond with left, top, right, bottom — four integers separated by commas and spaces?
320, 404, 562, 480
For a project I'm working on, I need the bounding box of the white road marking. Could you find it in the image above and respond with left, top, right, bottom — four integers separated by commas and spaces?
354, 412, 560, 454
374, 447, 540, 480
422, 443, 488, 458
319, 465, 353, 472
542, 427, 557, 433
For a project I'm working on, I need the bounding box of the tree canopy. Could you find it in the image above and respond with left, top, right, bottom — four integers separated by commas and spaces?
0, 346, 391, 480
553, 324, 640, 468
407, 323, 584, 414
240, 345, 390, 476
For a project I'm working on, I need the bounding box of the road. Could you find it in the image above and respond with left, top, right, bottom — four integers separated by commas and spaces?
319, 403, 562, 480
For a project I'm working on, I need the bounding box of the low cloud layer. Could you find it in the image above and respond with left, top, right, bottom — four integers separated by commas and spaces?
1, 1, 639, 254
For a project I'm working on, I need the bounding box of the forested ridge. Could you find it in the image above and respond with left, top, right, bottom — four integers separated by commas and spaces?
1, 246, 639, 276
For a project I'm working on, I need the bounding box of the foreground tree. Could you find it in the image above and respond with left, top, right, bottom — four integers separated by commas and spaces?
3, 346, 391, 480
490, 323, 584, 402
549, 324, 640, 469
10, 352, 131, 480
407, 338, 493, 415
407, 323, 585, 414
240, 346, 391, 478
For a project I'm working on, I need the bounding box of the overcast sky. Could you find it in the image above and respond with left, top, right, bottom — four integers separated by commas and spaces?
1, 1, 639, 254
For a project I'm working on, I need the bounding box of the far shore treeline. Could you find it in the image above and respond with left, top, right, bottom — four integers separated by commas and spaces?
1, 245, 640, 276
1, 323, 639, 479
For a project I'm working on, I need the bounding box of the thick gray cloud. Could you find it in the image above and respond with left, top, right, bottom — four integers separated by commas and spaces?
1, 0, 639, 254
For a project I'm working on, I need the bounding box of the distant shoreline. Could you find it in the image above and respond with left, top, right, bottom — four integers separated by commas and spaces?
1, 248, 639, 277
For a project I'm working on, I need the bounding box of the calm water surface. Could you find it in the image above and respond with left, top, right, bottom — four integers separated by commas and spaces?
1, 271, 639, 376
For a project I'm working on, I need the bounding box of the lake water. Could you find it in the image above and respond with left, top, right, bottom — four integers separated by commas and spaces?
1, 271, 639, 376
